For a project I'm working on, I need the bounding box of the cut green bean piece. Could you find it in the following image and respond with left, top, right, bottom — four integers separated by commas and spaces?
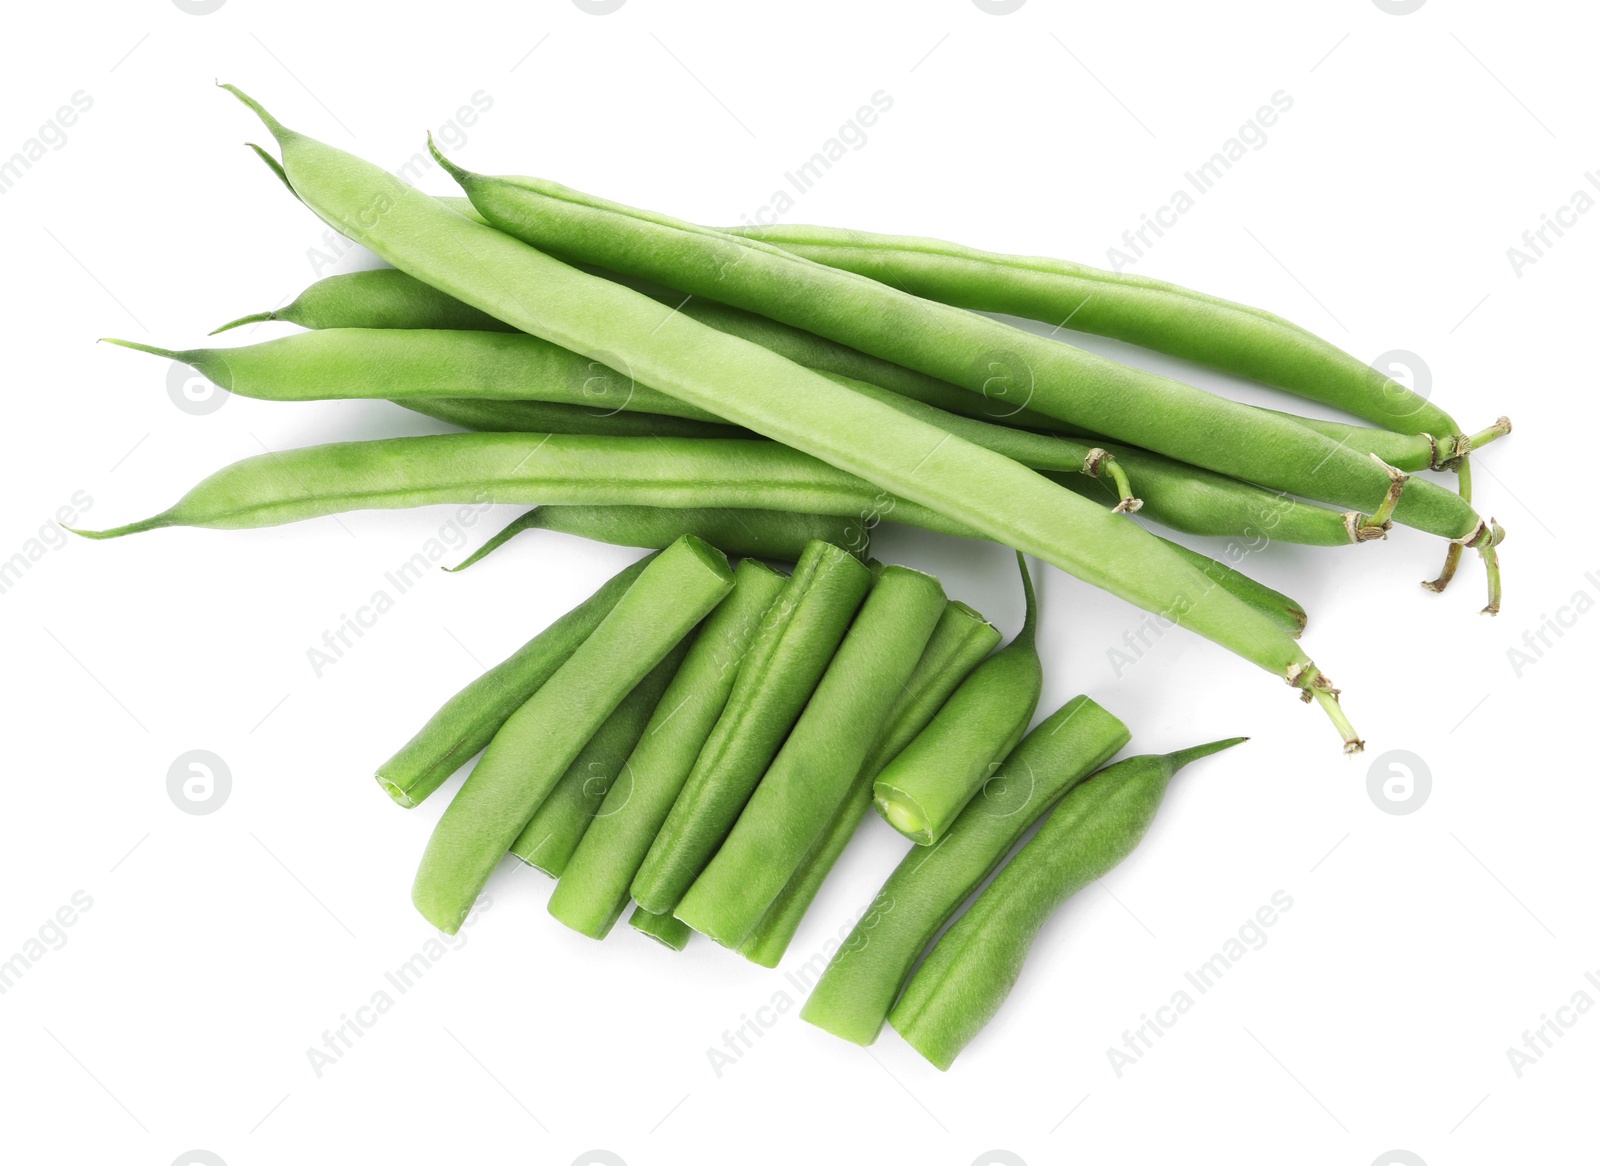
675, 565, 948, 946
509, 640, 690, 877
549, 559, 788, 939
632, 541, 872, 914
397, 396, 746, 440
448, 504, 866, 572
629, 906, 693, 951
801, 695, 1130, 1045
104, 329, 726, 424
890, 737, 1245, 1068
874, 554, 1042, 846
738, 601, 1000, 968
412, 536, 734, 933
375, 555, 653, 807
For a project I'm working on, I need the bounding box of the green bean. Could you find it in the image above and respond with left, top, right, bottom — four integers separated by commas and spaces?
374, 555, 653, 807
68, 433, 968, 539
548, 559, 788, 939
508, 640, 690, 877
629, 906, 693, 951
674, 565, 947, 946
412, 536, 733, 933
874, 554, 1042, 845
632, 540, 872, 913
226, 88, 1363, 746
889, 736, 1245, 1068
440, 159, 1487, 549
103, 329, 724, 424
727, 224, 1460, 441
229, 264, 1071, 435
800, 695, 1130, 1045
1154, 539, 1306, 639
447, 504, 865, 572
737, 601, 1001, 968
397, 395, 747, 439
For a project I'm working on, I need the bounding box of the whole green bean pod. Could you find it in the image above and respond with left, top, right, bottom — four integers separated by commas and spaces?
1155, 538, 1306, 639
398, 395, 747, 439
800, 695, 1130, 1045
214, 267, 513, 333
412, 536, 733, 933
674, 565, 948, 946
104, 329, 725, 424
447, 504, 866, 572
629, 906, 693, 951
726, 225, 1458, 441
508, 639, 690, 877
737, 601, 1001, 968
441, 162, 1486, 546
548, 559, 788, 939
889, 737, 1246, 1068
874, 554, 1042, 845
373, 555, 652, 807
632, 541, 872, 913
224, 87, 1363, 745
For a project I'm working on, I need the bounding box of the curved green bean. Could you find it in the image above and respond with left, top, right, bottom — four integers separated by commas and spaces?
549, 559, 788, 939
674, 565, 947, 947
726, 224, 1459, 440
737, 601, 1001, 968
447, 504, 866, 572
800, 695, 1130, 1045
226, 87, 1362, 746
412, 536, 733, 933
874, 554, 1042, 845
509, 639, 690, 877
889, 736, 1245, 1068
374, 554, 653, 807
104, 329, 725, 424
441, 160, 1485, 546
632, 540, 872, 913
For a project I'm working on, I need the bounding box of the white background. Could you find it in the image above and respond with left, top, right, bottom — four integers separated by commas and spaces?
0, 2, 1592, 1164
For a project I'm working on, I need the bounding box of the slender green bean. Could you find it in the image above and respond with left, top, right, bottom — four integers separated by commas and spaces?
226, 88, 1362, 746
800, 695, 1130, 1045
447, 504, 866, 572
674, 565, 947, 946
441, 158, 1486, 546
412, 536, 733, 933
632, 541, 872, 913
373, 555, 652, 807
630, 906, 693, 951
397, 395, 747, 439
890, 737, 1246, 1068
104, 330, 725, 424
874, 554, 1042, 845
509, 640, 690, 877
737, 601, 1001, 968
214, 267, 512, 334
549, 559, 788, 939
726, 224, 1459, 440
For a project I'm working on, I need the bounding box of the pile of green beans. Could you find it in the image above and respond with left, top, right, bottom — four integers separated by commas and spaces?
63, 84, 1518, 1068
